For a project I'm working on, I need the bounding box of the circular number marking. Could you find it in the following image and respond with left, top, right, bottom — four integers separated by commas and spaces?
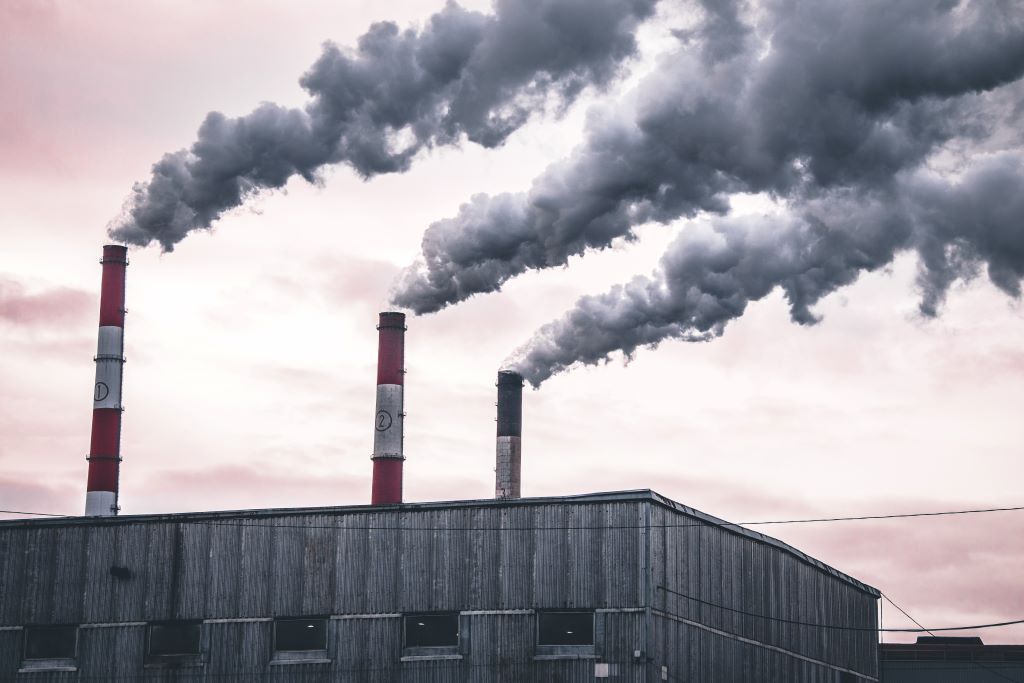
375, 410, 393, 431
94, 382, 110, 402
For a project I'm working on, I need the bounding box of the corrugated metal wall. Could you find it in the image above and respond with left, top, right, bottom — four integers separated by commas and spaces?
649, 501, 879, 682
0, 612, 646, 681
0, 613, 645, 682
0, 498, 647, 681
0, 493, 879, 681
0, 501, 645, 624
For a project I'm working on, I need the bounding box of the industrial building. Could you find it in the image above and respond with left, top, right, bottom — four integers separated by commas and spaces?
881, 637, 1024, 682
0, 247, 881, 680
0, 490, 879, 681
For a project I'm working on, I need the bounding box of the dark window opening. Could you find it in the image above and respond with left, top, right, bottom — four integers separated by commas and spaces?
274, 618, 327, 652
404, 614, 459, 648
24, 626, 77, 660
148, 622, 201, 656
538, 611, 594, 646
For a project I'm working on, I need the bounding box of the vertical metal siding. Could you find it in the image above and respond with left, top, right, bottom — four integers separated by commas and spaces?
141, 522, 173, 619
178, 521, 211, 620
0, 494, 877, 682
238, 522, 273, 617
0, 631, 21, 681
77, 625, 145, 681
0, 498, 650, 620
208, 519, 242, 616
650, 503, 879, 681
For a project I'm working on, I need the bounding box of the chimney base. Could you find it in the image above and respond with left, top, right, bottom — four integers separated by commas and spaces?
84, 490, 117, 516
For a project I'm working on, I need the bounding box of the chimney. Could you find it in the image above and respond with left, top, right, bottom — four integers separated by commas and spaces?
495, 370, 523, 499
85, 245, 128, 516
371, 312, 406, 504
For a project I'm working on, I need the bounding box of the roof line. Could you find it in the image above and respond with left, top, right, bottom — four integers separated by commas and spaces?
646, 492, 880, 598
0, 489, 877, 595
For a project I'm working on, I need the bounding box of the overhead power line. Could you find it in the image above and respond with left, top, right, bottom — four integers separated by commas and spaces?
2, 503, 1023, 530
739, 505, 1024, 526
658, 585, 1024, 633
0, 509, 67, 517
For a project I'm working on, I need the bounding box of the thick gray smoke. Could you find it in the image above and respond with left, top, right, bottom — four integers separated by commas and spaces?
507, 154, 1024, 385
391, 0, 1024, 313
108, 0, 657, 250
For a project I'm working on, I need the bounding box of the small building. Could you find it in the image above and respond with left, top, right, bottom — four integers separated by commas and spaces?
881, 637, 1024, 682
0, 490, 879, 681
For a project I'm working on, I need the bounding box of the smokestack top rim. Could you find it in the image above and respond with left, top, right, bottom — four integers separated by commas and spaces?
377, 310, 407, 330
101, 244, 129, 264
497, 370, 524, 386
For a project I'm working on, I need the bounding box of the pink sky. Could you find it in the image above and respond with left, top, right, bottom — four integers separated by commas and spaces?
1, 0, 1022, 643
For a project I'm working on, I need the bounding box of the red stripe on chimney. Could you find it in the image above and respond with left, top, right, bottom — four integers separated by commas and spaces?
371, 459, 403, 506
376, 312, 405, 386
98, 245, 127, 327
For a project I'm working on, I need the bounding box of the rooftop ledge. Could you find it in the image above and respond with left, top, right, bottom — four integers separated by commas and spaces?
0, 489, 879, 598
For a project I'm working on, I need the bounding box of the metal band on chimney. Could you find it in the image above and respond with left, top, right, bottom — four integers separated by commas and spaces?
495, 370, 523, 500
371, 312, 405, 505
85, 245, 127, 516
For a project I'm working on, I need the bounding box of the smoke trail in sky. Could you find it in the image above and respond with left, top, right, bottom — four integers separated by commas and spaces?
389, 0, 1024, 385
392, 0, 1024, 314
507, 154, 1024, 385
108, 0, 657, 250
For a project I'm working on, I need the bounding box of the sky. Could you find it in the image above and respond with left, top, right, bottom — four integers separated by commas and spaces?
1, 0, 1023, 643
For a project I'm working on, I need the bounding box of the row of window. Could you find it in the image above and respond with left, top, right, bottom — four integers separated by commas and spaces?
20, 611, 595, 665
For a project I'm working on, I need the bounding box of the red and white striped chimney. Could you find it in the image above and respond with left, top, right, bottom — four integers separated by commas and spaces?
371, 312, 405, 505
495, 370, 523, 499
85, 244, 128, 516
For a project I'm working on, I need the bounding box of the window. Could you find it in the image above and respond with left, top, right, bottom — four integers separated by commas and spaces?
404, 614, 459, 648
24, 626, 77, 660
273, 618, 328, 654
270, 617, 329, 665
20, 626, 77, 672
148, 622, 201, 657
538, 611, 594, 646
402, 613, 461, 660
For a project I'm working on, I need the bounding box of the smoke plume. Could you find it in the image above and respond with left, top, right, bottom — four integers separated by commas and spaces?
391, 0, 1024, 314
507, 154, 1024, 385
108, 0, 657, 250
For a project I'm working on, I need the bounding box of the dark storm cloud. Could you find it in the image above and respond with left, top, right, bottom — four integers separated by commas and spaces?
676, 0, 750, 65
391, 0, 1024, 313
912, 154, 1024, 314
108, 0, 657, 251
507, 154, 1024, 386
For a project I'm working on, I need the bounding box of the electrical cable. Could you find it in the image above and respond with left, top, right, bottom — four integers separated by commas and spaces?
0, 510, 66, 517
657, 585, 1024, 633
2, 503, 1023, 530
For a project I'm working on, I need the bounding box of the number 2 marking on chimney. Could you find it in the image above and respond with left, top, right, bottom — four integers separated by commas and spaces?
376, 410, 393, 431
